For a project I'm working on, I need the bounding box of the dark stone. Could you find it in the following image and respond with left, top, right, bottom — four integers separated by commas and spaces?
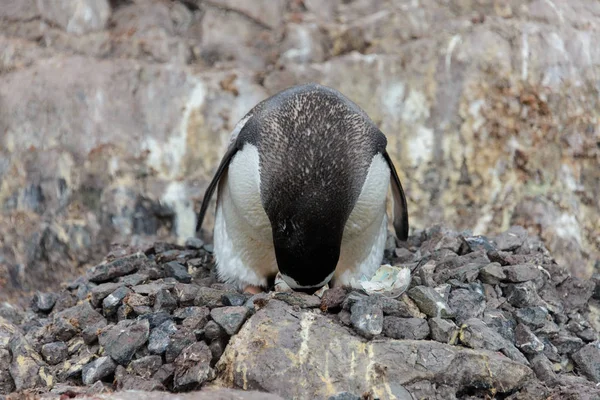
222, 293, 248, 307
148, 320, 177, 355
129, 355, 162, 378
90, 282, 122, 307
483, 310, 516, 343
98, 319, 150, 365
209, 338, 227, 366
82, 356, 117, 385
350, 298, 383, 339
82, 320, 108, 345
505, 281, 543, 308
555, 277, 595, 312
119, 272, 149, 287
194, 287, 225, 308
459, 318, 528, 365
8, 335, 46, 391
165, 328, 196, 363
204, 321, 227, 342
572, 343, 600, 382
31, 292, 58, 313
102, 286, 132, 317
123, 292, 152, 315
210, 306, 250, 336
132, 282, 172, 296
89, 253, 145, 283
428, 318, 458, 344
515, 306, 549, 329
448, 288, 486, 324
173, 341, 215, 391
515, 323, 544, 355
273, 292, 321, 308
502, 264, 542, 283
550, 333, 585, 355
120, 375, 165, 391
379, 296, 416, 318
463, 235, 496, 253
407, 286, 454, 318
434, 262, 485, 283
41, 341, 68, 365
493, 226, 527, 251
185, 237, 204, 249
531, 354, 560, 387
178, 307, 210, 330
153, 363, 175, 385
382, 317, 429, 340
51, 301, 105, 342
394, 247, 415, 263
154, 288, 178, 312
164, 261, 192, 283
434, 250, 489, 272
478, 262, 506, 284
138, 311, 173, 329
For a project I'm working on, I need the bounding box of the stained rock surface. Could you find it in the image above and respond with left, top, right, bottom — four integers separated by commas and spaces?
1, 0, 599, 309
0, 226, 599, 399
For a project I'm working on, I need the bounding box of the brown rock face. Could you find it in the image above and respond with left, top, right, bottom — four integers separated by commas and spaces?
1, 0, 599, 305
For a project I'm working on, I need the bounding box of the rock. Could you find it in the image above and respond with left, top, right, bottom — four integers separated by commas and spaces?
128, 355, 162, 379
31, 292, 58, 313
407, 286, 454, 318
195, 287, 226, 308
350, 298, 383, 339
51, 301, 105, 341
154, 288, 178, 312
493, 226, 528, 251
429, 318, 458, 344
138, 311, 173, 329
218, 301, 533, 398
148, 320, 177, 355
173, 341, 215, 391
530, 354, 560, 387
478, 262, 506, 284
41, 341, 68, 365
320, 288, 348, 312
164, 261, 192, 283
203, 0, 287, 29
204, 321, 227, 342
483, 310, 516, 343
550, 333, 585, 355
459, 318, 528, 365
88, 254, 145, 283
448, 288, 486, 324
102, 286, 132, 317
572, 343, 600, 383
327, 393, 361, 400
36, 0, 111, 35
8, 335, 48, 391
515, 323, 545, 355
82, 356, 116, 385
221, 293, 247, 307
185, 237, 204, 249
556, 277, 595, 312
379, 296, 417, 318
98, 319, 150, 365
153, 363, 175, 385
178, 307, 210, 330
383, 317, 429, 340
176, 284, 201, 306
503, 264, 542, 283
210, 306, 249, 336
515, 306, 549, 329
505, 281, 543, 308
75, 388, 285, 399
82, 319, 107, 345
165, 329, 196, 363
273, 292, 321, 309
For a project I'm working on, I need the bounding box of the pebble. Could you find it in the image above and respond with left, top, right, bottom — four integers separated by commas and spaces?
514, 323, 545, 354
319, 287, 348, 312
139, 311, 173, 329
82, 356, 117, 385
478, 262, 506, 284
273, 292, 321, 308
505, 281, 543, 308
515, 306, 549, 329
429, 318, 458, 344
41, 342, 68, 365
221, 293, 248, 307
148, 320, 177, 355
448, 288, 486, 324
90, 282, 122, 307
102, 286, 132, 316
184, 237, 204, 249
164, 261, 192, 283
572, 343, 600, 382
328, 393, 361, 400
350, 298, 383, 339
165, 328, 196, 363
32, 292, 58, 313
98, 319, 150, 365
210, 306, 249, 336
407, 286, 454, 318
194, 287, 225, 308
88, 253, 144, 283
459, 318, 528, 365
503, 264, 542, 283
204, 320, 227, 342
128, 355, 162, 378
382, 317, 429, 340
154, 288, 178, 312
154, 363, 175, 385
550, 333, 585, 355
173, 341, 215, 391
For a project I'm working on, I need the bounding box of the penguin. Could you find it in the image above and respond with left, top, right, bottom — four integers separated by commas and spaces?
196, 83, 408, 294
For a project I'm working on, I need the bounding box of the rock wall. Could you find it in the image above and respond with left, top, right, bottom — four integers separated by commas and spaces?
1, 0, 599, 304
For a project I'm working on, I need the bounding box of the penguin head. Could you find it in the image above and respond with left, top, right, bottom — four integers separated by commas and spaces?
271, 206, 345, 291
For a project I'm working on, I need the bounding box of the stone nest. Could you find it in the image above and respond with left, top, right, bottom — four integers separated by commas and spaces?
1, 226, 599, 400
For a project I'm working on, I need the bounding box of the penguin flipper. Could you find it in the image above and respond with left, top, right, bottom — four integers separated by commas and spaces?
383, 151, 409, 241
195, 143, 239, 233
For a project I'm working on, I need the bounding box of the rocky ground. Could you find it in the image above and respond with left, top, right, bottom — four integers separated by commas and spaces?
1, 0, 599, 308
1, 225, 599, 399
